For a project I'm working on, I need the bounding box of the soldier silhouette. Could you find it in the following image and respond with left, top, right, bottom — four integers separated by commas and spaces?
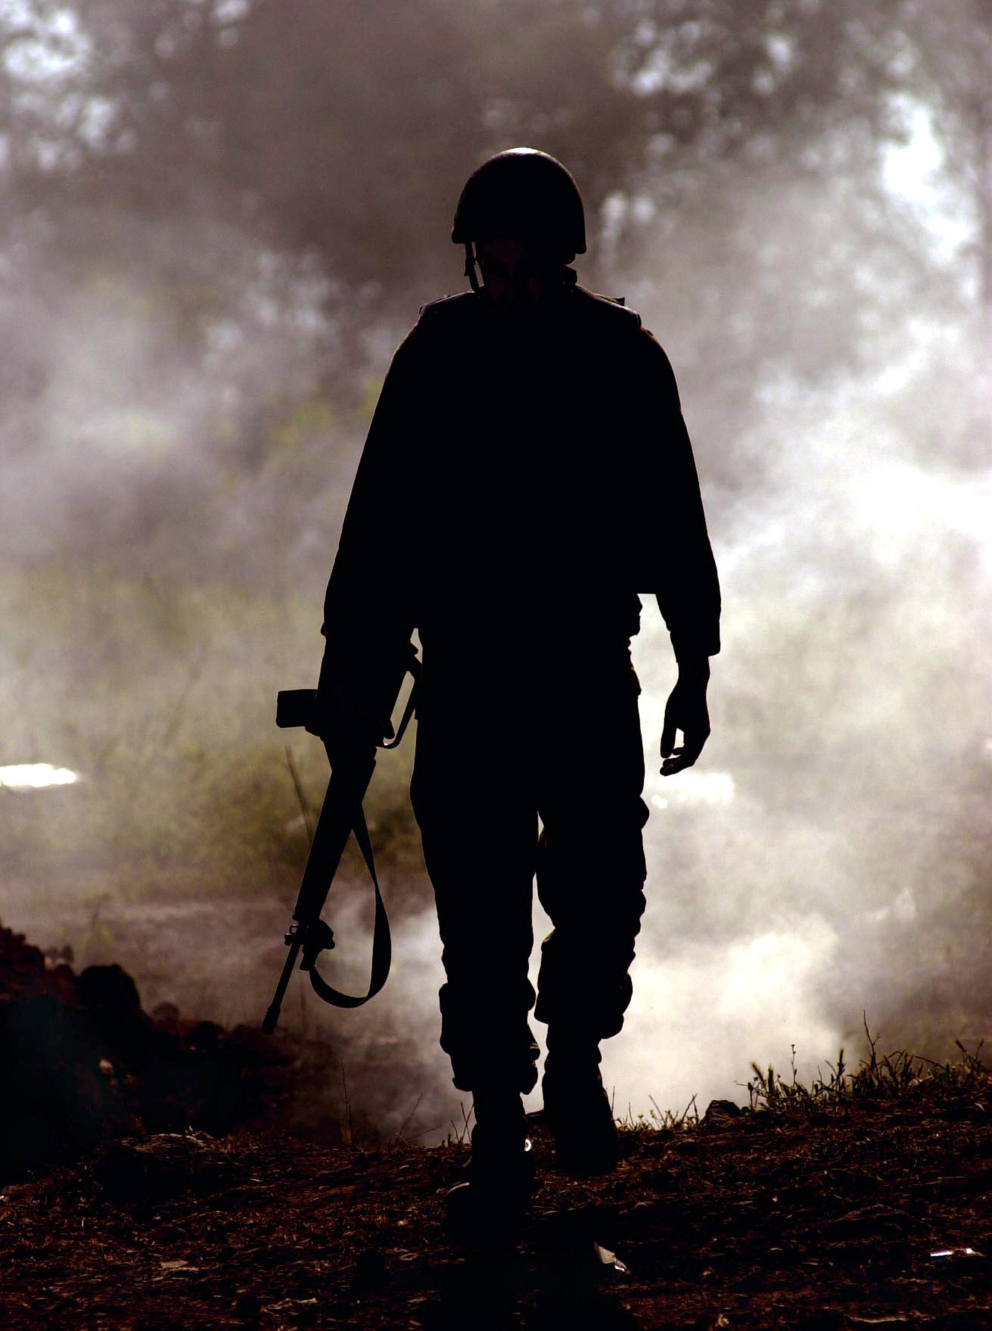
312, 148, 720, 1231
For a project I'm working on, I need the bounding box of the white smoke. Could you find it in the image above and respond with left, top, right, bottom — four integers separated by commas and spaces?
3, 64, 991, 1140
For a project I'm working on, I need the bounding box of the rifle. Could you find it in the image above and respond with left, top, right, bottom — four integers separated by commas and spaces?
262, 643, 420, 1035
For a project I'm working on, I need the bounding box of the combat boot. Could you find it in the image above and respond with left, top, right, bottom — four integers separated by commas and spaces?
542, 1037, 620, 1176
446, 1087, 535, 1246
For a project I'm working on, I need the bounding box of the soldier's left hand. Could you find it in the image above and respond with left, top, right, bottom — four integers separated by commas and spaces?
661, 662, 710, 776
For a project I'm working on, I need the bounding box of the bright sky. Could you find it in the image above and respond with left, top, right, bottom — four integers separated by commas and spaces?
0, 763, 79, 789
881, 93, 975, 263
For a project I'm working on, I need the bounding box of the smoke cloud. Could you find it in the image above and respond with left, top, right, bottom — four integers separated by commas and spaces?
2, 1, 990, 1140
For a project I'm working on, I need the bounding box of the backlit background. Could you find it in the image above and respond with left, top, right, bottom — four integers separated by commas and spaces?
1, 0, 990, 1141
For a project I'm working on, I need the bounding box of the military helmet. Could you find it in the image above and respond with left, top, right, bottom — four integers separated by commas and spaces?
451, 148, 586, 258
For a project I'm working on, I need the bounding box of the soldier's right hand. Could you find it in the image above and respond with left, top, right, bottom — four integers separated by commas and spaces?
660, 656, 711, 776
306, 683, 386, 753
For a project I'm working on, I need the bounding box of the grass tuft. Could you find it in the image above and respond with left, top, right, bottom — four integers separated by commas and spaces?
744, 1015, 991, 1115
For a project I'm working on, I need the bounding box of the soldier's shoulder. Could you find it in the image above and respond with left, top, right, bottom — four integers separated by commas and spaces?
572, 285, 643, 333
416, 291, 479, 332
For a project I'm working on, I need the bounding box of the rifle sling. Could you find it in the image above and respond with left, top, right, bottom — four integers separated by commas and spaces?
307, 804, 391, 1009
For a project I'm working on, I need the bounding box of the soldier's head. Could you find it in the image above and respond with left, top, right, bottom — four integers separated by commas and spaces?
452, 148, 586, 314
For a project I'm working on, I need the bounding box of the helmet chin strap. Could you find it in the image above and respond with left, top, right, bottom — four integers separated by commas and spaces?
465, 241, 578, 300
464, 242, 481, 295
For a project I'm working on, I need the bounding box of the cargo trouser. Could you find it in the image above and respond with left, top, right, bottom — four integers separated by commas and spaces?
410, 638, 649, 1094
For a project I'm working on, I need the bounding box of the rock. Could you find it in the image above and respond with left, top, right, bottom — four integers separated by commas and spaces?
92, 1133, 237, 1204
703, 1099, 742, 1125
233, 1291, 262, 1321
0, 918, 305, 1182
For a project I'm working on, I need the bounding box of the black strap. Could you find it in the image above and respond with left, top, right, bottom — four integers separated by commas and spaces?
306, 804, 391, 1009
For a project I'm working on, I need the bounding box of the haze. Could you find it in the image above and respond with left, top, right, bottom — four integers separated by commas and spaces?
1, 0, 989, 1139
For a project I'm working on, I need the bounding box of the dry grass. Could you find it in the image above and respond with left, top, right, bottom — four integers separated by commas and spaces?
744, 1017, 992, 1115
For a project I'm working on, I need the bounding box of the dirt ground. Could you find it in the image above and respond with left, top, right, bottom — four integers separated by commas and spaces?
3, 1080, 992, 1330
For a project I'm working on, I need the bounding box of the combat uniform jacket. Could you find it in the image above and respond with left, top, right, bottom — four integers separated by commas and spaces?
322, 283, 720, 695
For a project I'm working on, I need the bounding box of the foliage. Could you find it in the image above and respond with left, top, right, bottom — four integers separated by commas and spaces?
746, 1020, 992, 1114
0, 0, 987, 950
0, 2, 950, 313
0, 563, 424, 901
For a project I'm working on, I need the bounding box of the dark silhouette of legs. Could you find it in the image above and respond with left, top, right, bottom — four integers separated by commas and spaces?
411, 635, 647, 1183
411, 660, 541, 1096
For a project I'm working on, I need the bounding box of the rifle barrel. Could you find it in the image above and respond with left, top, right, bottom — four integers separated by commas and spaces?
262, 936, 302, 1034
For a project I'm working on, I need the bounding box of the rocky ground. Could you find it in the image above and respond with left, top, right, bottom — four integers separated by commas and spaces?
3, 923, 992, 1328
3, 1071, 992, 1327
